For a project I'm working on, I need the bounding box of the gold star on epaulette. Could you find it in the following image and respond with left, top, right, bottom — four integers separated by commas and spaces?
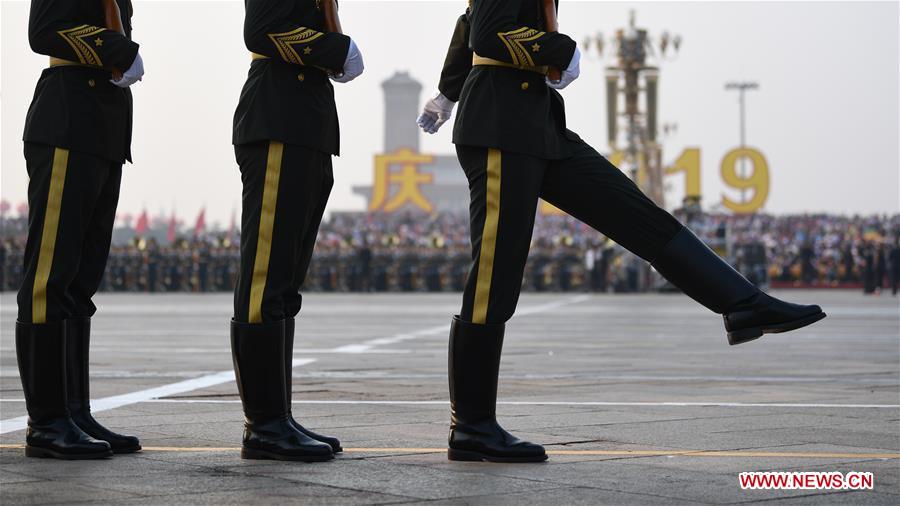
94, 37, 103, 47
531, 43, 540, 52
303, 47, 312, 55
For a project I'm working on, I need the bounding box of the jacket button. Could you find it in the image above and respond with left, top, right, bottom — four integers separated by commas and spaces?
521, 81, 529, 90
297, 73, 305, 82
88, 79, 96, 87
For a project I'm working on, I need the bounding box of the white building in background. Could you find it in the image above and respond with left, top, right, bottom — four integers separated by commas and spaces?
352, 71, 470, 214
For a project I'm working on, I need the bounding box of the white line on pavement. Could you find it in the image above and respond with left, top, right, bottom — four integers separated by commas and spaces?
0, 358, 315, 434
0, 347, 415, 354
320, 295, 592, 354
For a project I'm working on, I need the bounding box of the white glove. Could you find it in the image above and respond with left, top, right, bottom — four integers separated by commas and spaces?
110, 52, 144, 88
331, 39, 364, 83
416, 92, 455, 134
546, 46, 580, 90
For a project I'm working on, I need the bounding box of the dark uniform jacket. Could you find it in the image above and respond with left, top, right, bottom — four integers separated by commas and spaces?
23, 0, 139, 164
233, 0, 351, 156
444, 0, 581, 159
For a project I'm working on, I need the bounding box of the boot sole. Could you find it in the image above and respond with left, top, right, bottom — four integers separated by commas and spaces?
25, 445, 113, 460
727, 312, 827, 346
112, 444, 142, 454
241, 447, 334, 462
448, 448, 548, 463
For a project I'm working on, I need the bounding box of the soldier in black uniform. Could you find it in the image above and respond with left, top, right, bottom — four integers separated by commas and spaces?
15, 0, 144, 460
418, 0, 827, 463
230, 0, 364, 461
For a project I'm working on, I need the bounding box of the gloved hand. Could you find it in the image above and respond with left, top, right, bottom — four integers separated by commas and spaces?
416, 92, 455, 134
110, 52, 144, 88
331, 39, 364, 83
546, 46, 580, 90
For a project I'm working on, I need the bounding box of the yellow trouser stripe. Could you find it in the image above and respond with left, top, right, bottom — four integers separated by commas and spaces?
32, 148, 69, 324
248, 141, 283, 323
472, 149, 502, 324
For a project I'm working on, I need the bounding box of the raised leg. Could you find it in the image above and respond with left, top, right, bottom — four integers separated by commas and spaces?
541, 141, 825, 344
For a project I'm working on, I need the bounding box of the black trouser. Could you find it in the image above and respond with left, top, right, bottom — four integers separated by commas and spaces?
233, 141, 333, 323
457, 141, 681, 324
17, 143, 122, 323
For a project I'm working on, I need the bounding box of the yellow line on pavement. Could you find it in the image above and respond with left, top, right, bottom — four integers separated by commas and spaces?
1, 444, 897, 459
547, 450, 900, 459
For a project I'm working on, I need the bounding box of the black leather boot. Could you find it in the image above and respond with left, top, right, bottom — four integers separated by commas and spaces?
284, 318, 343, 453
66, 318, 141, 454
448, 317, 546, 463
652, 227, 826, 345
16, 321, 112, 459
231, 319, 333, 462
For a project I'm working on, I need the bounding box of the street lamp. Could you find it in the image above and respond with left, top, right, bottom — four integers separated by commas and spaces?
725, 81, 759, 203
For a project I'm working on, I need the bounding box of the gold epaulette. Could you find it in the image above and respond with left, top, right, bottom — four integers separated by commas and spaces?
472, 54, 548, 75
251, 53, 269, 61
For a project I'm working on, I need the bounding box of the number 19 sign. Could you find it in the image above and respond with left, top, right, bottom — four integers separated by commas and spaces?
609, 146, 770, 214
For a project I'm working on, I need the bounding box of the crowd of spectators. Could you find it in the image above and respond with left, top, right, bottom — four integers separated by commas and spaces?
1, 212, 898, 294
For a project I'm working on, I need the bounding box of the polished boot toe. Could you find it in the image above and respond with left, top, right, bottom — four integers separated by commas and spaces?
243, 415, 334, 462
724, 293, 826, 345
449, 419, 546, 463
292, 422, 343, 453
26, 417, 113, 460
71, 410, 141, 454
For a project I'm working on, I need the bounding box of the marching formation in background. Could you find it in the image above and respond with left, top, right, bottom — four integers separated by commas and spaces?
3, 211, 898, 294
11, 0, 828, 464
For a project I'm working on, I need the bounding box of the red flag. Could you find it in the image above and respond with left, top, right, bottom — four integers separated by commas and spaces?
194, 208, 206, 238
135, 210, 149, 235
167, 212, 177, 243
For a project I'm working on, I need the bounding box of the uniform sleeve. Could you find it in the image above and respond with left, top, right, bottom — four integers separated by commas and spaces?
469, 0, 575, 70
437, 12, 473, 103
28, 0, 139, 70
244, 0, 351, 70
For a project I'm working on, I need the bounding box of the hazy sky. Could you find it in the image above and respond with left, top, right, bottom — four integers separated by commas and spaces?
1, 0, 898, 227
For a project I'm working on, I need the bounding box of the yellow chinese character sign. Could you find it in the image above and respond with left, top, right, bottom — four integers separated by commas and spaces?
370, 146, 770, 215
369, 149, 435, 213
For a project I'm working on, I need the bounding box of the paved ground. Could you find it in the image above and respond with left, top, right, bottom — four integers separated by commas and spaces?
0, 290, 898, 505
